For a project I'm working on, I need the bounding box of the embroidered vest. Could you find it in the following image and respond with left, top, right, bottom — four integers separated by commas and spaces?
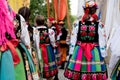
38, 27, 50, 44
77, 21, 99, 42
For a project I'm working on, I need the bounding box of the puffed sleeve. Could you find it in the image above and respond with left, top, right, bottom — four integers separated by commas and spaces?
20, 15, 31, 48
69, 20, 79, 55
98, 22, 107, 57
48, 29, 56, 47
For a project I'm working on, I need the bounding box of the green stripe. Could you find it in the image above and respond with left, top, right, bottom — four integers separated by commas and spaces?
46, 46, 53, 70
94, 47, 101, 71
15, 48, 26, 80
81, 52, 87, 72
68, 46, 79, 69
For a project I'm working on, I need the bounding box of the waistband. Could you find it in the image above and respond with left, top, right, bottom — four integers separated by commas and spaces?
77, 41, 98, 46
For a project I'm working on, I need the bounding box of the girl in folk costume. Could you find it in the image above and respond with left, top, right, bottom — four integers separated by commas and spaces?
1, 1, 32, 80
46, 17, 61, 66
64, 1, 108, 80
18, 7, 32, 55
33, 15, 58, 80
17, 7, 40, 80
46, 17, 61, 80
14, 14, 39, 80
0, 0, 18, 80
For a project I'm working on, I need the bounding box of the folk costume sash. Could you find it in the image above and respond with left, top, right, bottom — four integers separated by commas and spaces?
0, 39, 20, 66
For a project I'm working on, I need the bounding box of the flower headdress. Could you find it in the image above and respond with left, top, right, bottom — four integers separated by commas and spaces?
81, 1, 98, 22
83, 1, 98, 9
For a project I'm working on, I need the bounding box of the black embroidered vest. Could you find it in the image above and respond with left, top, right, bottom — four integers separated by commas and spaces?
77, 21, 99, 42
38, 27, 50, 44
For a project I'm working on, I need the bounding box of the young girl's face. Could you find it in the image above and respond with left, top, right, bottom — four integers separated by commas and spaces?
46, 19, 52, 28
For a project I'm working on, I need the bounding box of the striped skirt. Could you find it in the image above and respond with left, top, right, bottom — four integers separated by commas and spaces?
64, 45, 107, 80
40, 44, 58, 78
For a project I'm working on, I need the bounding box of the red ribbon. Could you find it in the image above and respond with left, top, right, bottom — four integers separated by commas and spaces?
80, 43, 95, 61
0, 39, 20, 66
40, 44, 49, 65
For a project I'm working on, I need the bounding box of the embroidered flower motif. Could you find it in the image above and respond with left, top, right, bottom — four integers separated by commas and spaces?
40, 36, 44, 40
82, 74, 87, 80
45, 72, 50, 78
81, 25, 87, 31
73, 73, 80, 80
64, 69, 69, 77
50, 70, 54, 76
68, 71, 73, 78
89, 26, 95, 31
98, 73, 103, 80
80, 31, 87, 36
88, 32, 95, 37
43, 32, 48, 36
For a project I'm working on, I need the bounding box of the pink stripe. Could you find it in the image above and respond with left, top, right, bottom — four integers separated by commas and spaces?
74, 47, 82, 71
44, 67, 49, 71
87, 62, 91, 72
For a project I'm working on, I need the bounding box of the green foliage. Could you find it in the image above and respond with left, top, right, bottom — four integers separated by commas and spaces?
64, 0, 76, 29
30, 0, 47, 24
29, 0, 76, 28
70, 15, 77, 25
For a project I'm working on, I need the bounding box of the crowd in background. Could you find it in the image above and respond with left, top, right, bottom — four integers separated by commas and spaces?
0, 0, 120, 80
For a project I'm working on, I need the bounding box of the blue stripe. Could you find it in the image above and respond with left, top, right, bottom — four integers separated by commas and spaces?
91, 49, 96, 72
0, 50, 15, 80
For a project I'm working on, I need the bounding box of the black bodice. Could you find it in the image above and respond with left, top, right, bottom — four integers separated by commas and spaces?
77, 21, 99, 42
38, 27, 50, 44
60, 28, 68, 40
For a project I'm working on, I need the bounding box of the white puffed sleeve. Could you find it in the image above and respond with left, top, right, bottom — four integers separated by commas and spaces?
98, 22, 107, 57
19, 15, 31, 54
69, 20, 79, 55
20, 15, 31, 48
48, 29, 56, 47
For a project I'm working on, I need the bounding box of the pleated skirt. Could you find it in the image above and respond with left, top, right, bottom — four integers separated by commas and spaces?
64, 45, 107, 80
40, 44, 58, 78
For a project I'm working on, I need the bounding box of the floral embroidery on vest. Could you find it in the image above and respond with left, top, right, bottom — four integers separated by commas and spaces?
40, 29, 49, 44
80, 23, 96, 41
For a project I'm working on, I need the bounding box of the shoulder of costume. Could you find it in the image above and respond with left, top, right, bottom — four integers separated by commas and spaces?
51, 26, 56, 28
98, 22, 104, 28
36, 26, 47, 29
19, 14, 25, 22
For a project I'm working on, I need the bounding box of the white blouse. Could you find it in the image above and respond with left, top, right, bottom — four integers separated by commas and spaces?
33, 26, 56, 60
